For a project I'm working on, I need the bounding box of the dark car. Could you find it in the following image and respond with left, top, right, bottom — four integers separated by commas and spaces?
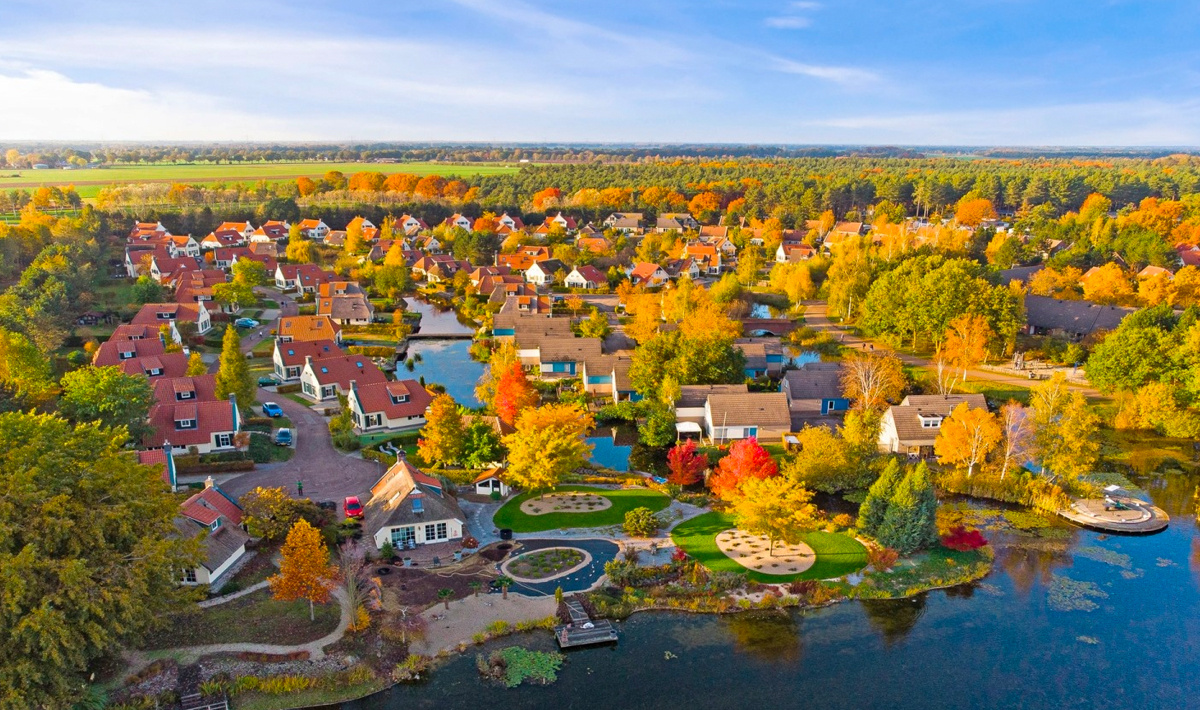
343, 496, 364, 519
274, 428, 292, 446
258, 375, 279, 387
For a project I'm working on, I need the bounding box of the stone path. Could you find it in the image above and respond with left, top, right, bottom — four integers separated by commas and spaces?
504, 538, 619, 596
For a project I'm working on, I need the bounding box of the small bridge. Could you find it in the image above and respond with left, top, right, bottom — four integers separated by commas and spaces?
741, 318, 798, 337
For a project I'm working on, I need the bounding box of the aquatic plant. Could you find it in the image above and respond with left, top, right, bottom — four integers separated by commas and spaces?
1047, 575, 1108, 612
1075, 545, 1132, 569
477, 646, 565, 688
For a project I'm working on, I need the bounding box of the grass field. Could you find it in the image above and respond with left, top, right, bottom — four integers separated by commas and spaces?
138, 588, 340, 650
0, 161, 522, 199
671, 511, 867, 582
492, 485, 670, 533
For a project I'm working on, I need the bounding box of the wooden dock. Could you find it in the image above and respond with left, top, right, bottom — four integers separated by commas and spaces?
556, 600, 618, 649
1058, 495, 1169, 535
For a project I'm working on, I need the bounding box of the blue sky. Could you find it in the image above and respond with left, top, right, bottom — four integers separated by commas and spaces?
1, 0, 1199, 145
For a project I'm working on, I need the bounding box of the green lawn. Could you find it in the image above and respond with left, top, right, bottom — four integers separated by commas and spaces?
138, 589, 339, 650
671, 511, 867, 582
492, 485, 670, 533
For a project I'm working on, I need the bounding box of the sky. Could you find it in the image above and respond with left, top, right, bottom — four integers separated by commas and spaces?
2, 0, 1200, 145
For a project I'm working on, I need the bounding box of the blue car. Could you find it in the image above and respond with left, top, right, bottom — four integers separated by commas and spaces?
234, 318, 259, 329
262, 402, 283, 417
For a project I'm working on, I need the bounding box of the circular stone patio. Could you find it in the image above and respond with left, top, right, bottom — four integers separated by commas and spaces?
715, 529, 816, 575
519, 492, 612, 516
501, 546, 594, 583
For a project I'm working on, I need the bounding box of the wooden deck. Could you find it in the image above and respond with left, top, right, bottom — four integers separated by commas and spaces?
556, 600, 618, 649
1058, 496, 1169, 534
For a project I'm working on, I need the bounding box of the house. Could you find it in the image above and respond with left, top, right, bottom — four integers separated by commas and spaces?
273, 338, 339, 381
317, 294, 375, 325
576, 236, 613, 254
735, 338, 786, 378
94, 336, 167, 368
150, 255, 199, 285
411, 255, 468, 283
524, 259, 566, 286
473, 466, 511, 497
629, 262, 669, 287
137, 444, 179, 491
124, 244, 162, 277
604, 212, 645, 233
480, 274, 528, 300
152, 374, 220, 407
523, 337, 604, 378
212, 247, 251, 269
106, 322, 163, 342
130, 221, 168, 238
470, 265, 512, 285
684, 243, 722, 274
131, 302, 212, 336
347, 379, 433, 432
664, 258, 700, 281
296, 218, 330, 240
878, 394, 988, 456
565, 265, 607, 289
705, 392, 792, 443
120, 352, 190, 379
299, 354, 386, 402
323, 230, 347, 248
543, 212, 577, 232
231, 251, 278, 275
250, 241, 279, 259
1176, 243, 1200, 268
277, 315, 342, 343
832, 221, 865, 238
443, 214, 473, 231
674, 384, 748, 437
699, 225, 729, 240
581, 351, 637, 401
498, 213, 525, 231
200, 229, 246, 250
1024, 295, 1134, 341
145, 394, 242, 454
216, 221, 255, 240
398, 214, 429, 236
781, 363, 849, 415
275, 263, 333, 293
496, 250, 549, 271
1138, 265, 1174, 280
347, 216, 376, 233
175, 478, 249, 586
364, 459, 466, 549
163, 234, 201, 258
655, 213, 699, 233
776, 242, 816, 263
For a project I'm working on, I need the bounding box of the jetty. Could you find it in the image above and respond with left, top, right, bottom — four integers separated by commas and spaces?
556, 600, 618, 649
1058, 487, 1169, 534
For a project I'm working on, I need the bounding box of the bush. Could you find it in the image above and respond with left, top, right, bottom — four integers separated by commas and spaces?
866, 545, 899, 572
276, 383, 302, 394
348, 345, 397, 357
595, 401, 638, 423
622, 507, 660, 537
940, 527, 989, 552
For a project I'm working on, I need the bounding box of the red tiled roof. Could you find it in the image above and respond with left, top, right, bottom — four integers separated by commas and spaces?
571, 265, 606, 284
306, 354, 387, 388
131, 302, 208, 326
275, 339, 340, 367
152, 374, 219, 406
94, 334, 165, 366
182, 486, 243, 526
352, 379, 432, 419
145, 398, 235, 448
120, 351, 189, 379
631, 262, 664, 279
278, 315, 341, 342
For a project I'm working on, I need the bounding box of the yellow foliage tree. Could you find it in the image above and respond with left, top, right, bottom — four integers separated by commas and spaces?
269, 519, 337, 621
501, 404, 595, 497
286, 239, 315, 264
1173, 266, 1200, 307
185, 352, 207, 377
955, 198, 997, 227
841, 351, 906, 411
1028, 266, 1083, 299
1082, 263, 1134, 306
934, 403, 1003, 478
726, 476, 820, 556
942, 313, 993, 381
1137, 272, 1174, 306
417, 394, 465, 467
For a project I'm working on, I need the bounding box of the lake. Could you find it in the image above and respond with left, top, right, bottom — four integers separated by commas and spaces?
346, 459, 1200, 709
397, 339, 486, 408
404, 297, 475, 337
587, 425, 636, 472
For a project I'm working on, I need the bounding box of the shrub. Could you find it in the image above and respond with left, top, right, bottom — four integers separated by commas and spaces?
866, 545, 900, 572
622, 507, 660, 537
940, 527, 989, 552
393, 654, 430, 682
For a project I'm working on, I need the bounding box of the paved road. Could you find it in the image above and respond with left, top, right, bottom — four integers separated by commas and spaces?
802, 300, 1104, 399
506, 538, 620, 597
238, 287, 299, 355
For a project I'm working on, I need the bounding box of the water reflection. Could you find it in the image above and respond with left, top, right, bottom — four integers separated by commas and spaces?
403, 297, 475, 337
860, 596, 927, 647
719, 611, 803, 663
400, 339, 486, 407
588, 426, 635, 472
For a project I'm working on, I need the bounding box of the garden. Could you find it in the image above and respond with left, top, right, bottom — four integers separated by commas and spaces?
491, 485, 670, 533
505, 548, 586, 580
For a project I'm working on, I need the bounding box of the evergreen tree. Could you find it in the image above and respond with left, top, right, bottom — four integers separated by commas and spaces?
875, 462, 938, 555
214, 326, 254, 412
857, 458, 902, 536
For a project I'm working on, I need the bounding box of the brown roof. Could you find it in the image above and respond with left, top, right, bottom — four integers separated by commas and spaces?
317, 294, 374, 321
782, 366, 845, 401
538, 337, 603, 363
885, 394, 988, 447
182, 485, 244, 526
364, 460, 466, 537
707, 392, 791, 428
677, 384, 748, 409
278, 315, 341, 342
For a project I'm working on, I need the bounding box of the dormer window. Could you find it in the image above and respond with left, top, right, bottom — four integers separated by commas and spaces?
146, 368, 163, 376
918, 414, 943, 429
119, 350, 135, 360
176, 390, 195, 400
175, 418, 197, 430
390, 394, 409, 404
157, 312, 172, 320
411, 497, 424, 514
209, 518, 222, 531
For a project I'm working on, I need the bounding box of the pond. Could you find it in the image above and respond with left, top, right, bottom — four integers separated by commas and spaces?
345, 459, 1200, 709
403, 297, 475, 337
750, 302, 790, 319
396, 339, 486, 408
586, 425, 636, 472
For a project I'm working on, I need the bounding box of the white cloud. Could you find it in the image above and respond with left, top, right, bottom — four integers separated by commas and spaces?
765, 16, 812, 28
773, 57, 878, 85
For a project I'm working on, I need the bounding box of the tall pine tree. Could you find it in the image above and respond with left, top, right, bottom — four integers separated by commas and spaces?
875, 462, 938, 555
857, 458, 902, 537
214, 325, 254, 412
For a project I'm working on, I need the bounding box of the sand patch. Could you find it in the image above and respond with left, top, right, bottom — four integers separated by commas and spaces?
520, 492, 612, 516
715, 529, 815, 575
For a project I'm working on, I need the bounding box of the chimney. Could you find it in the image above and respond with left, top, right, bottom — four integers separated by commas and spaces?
204, 476, 214, 489
305, 355, 313, 368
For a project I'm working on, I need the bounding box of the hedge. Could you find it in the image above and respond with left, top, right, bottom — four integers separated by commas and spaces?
176, 460, 256, 474
276, 383, 302, 394
348, 345, 397, 357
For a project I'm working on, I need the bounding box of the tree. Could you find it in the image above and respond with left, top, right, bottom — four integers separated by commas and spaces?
708, 437, 778, 500
214, 325, 254, 411
1030, 374, 1099, 482
666, 439, 707, 486
623, 507, 660, 537
417, 393, 465, 467
230, 257, 268, 289
286, 238, 315, 263
942, 313, 992, 381
463, 419, 503, 468
997, 401, 1032, 481
212, 280, 255, 311
58, 365, 155, 444
345, 222, 367, 254
934, 403, 1003, 478
578, 307, 611, 338
270, 519, 338, 621
186, 351, 207, 376
0, 413, 199, 707
565, 294, 585, 318
0, 326, 55, 407
841, 351, 906, 411
727, 476, 820, 556
780, 424, 870, 493
1082, 263, 1135, 306
131, 274, 165, 303
492, 361, 539, 427
241, 486, 320, 541
857, 458, 902, 536
502, 404, 595, 497
955, 197, 997, 227
638, 400, 677, 447
875, 462, 938, 555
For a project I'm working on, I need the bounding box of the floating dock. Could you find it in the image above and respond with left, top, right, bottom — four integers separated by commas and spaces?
1058, 494, 1169, 535
556, 600, 618, 648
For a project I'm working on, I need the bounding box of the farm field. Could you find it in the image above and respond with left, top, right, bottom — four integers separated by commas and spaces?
0, 161, 522, 198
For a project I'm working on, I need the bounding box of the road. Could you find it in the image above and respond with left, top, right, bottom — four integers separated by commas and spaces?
801, 300, 1104, 399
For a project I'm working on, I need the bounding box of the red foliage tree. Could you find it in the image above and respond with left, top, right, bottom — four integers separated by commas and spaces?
706, 437, 778, 499
940, 527, 988, 552
493, 362, 539, 427
666, 440, 707, 486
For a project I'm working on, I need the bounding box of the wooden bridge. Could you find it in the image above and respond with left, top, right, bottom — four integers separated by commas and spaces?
556, 599, 618, 649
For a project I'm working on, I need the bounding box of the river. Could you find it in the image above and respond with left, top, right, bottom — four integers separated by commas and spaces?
398, 339, 486, 408
344, 453, 1200, 709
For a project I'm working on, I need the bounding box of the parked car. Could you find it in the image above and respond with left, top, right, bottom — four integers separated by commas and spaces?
274, 428, 292, 446
234, 318, 259, 329
262, 402, 283, 417
257, 374, 279, 387
343, 496, 364, 519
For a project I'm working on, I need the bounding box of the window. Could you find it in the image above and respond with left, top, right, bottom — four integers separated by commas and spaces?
176, 390, 194, 400
391, 526, 416, 547
183, 568, 197, 583
175, 419, 197, 430
209, 518, 222, 531
390, 394, 409, 404
147, 368, 162, 376
425, 522, 447, 541
217, 433, 232, 447
918, 415, 943, 429
119, 350, 135, 360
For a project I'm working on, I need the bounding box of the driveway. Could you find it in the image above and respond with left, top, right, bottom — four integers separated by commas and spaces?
506, 538, 619, 597
221, 394, 387, 506
238, 287, 298, 355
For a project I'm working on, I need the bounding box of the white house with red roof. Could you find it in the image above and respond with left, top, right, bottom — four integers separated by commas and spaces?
444, 213, 473, 231
200, 229, 247, 251
297, 218, 329, 239
216, 221, 255, 240
93, 334, 167, 368
273, 338, 340, 382
145, 393, 241, 454
175, 478, 249, 586
131, 302, 212, 337
398, 214, 429, 236
275, 263, 334, 293
347, 379, 433, 433
299, 354, 387, 402
628, 262, 669, 287
565, 265, 607, 289
498, 213, 525, 231
149, 254, 200, 285
120, 352, 190, 380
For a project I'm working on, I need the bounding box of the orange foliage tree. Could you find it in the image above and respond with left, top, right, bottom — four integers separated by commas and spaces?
687, 191, 722, 222
296, 176, 317, 196
413, 175, 446, 199
1082, 263, 1135, 305
955, 198, 997, 227
493, 361, 539, 427
707, 437, 778, 500
942, 314, 993, 380
1028, 266, 1084, 299
383, 173, 421, 194
934, 403, 1003, 478
531, 187, 562, 211
269, 519, 338, 621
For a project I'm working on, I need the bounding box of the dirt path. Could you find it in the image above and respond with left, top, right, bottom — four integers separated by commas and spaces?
412, 594, 557, 656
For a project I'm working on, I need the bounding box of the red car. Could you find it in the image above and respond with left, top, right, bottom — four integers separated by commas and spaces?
343, 496, 364, 519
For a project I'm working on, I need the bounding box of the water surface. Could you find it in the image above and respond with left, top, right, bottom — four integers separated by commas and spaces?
399, 339, 486, 408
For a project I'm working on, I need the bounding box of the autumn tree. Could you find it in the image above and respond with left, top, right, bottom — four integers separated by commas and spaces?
997, 401, 1032, 481
1082, 263, 1135, 306
565, 294, 585, 318
666, 439, 707, 486
578, 307, 611, 339
58, 365, 155, 444
934, 403, 1003, 478
781, 424, 872, 493
954, 197, 997, 227
186, 351, 208, 376
841, 351, 906, 411
502, 403, 595, 497
214, 325, 255, 412
345, 222, 367, 254
727, 476, 820, 556
708, 437, 778, 500
942, 313, 993, 381
270, 519, 338, 621
286, 238, 315, 263
0, 326, 55, 407
417, 393, 466, 467
687, 191, 722, 222
296, 176, 317, 196
1028, 266, 1084, 300
241, 486, 321, 541
1030, 373, 1099, 482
